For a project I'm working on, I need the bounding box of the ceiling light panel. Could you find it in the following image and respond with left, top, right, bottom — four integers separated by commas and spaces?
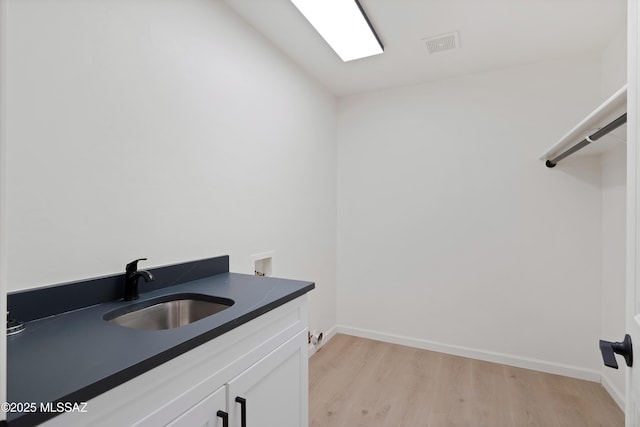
290, 0, 383, 62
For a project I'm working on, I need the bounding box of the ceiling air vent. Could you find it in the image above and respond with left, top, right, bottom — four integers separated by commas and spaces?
422, 32, 459, 54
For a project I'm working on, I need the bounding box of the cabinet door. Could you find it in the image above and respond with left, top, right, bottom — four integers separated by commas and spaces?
166, 385, 227, 427
227, 329, 308, 427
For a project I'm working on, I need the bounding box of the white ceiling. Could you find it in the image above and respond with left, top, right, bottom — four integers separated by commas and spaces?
223, 0, 627, 96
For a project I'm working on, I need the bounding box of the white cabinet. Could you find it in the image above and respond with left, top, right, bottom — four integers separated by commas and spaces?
227, 330, 308, 427
41, 296, 309, 427
167, 386, 226, 427
167, 330, 307, 427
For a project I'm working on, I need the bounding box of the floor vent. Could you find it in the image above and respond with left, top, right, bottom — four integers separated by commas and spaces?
422, 32, 459, 54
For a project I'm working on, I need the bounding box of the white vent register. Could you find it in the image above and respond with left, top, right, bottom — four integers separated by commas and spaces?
422, 32, 459, 54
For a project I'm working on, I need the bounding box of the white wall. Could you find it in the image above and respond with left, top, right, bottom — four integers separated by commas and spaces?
599, 26, 628, 408
336, 54, 605, 379
602, 29, 628, 97
3, 0, 336, 352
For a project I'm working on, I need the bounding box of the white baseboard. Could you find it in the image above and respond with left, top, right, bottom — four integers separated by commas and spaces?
600, 372, 625, 411
336, 325, 601, 382
308, 325, 337, 358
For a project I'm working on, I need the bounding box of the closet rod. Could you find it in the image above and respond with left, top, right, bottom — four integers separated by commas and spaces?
545, 113, 627, 168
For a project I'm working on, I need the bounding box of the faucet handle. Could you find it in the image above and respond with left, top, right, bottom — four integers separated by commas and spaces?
126, 258, 148, 273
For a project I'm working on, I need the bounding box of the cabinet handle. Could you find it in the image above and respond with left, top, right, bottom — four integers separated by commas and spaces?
235, 397, 247, 427
216, 410, 229, 427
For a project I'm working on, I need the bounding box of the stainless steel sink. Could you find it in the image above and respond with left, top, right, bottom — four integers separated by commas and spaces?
104, 293, 234, 331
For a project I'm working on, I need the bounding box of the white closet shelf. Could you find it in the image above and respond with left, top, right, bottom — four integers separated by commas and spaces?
540, 85, 627, 166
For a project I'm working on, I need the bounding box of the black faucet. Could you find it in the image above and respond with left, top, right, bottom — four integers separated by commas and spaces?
124, 258, 154, 301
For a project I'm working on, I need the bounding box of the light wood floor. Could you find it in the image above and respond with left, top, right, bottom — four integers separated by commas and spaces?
309, 334, 624, 427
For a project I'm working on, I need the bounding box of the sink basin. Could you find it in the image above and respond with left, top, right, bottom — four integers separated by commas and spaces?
104, 293, 234, 331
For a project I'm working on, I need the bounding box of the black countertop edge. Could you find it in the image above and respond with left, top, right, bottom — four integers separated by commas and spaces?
8, 283, 314, 427
8, 256, 229, 322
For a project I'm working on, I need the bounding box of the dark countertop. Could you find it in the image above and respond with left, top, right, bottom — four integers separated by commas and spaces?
7, 271, 314, 426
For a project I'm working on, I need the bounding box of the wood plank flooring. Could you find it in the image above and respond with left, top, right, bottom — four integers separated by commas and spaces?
309, 334, 623, 427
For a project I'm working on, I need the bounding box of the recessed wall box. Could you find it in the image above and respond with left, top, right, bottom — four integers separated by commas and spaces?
250, 251, 274, 277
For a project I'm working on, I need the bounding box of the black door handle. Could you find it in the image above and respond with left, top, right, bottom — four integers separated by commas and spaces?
235, 396, 247, 427
216, 410, 229, 427
599, 334, 633, 369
